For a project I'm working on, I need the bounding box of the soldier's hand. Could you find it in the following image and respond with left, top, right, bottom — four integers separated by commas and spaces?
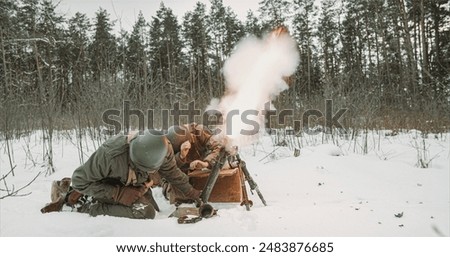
114, 186, 147, 206
184, 188, 202, 202
189, 160, 209, 170
180, 140, 191, 159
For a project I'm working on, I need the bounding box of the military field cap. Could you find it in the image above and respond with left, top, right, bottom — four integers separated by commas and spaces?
129, 130, 169, 172
165, 125, 192, 152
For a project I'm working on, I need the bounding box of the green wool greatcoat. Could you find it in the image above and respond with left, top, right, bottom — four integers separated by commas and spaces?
71, 134, 193, 202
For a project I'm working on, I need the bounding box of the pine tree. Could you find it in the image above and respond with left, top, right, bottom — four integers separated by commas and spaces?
126, 11, 149, 104
207, 0, 244, 96
16, 0, 41, 97
208, 0, 227, 92
182, 2, 211, 99
67, 12, 91, 104
223, 7, 245, 57
0, 0, 18, 99
292, 0, 317, 98
149, 3, 184, 105
426, 0, 449, 103
0, 0, 19, 163
244, 10, 262, 37
317, 0, 340, 96
39, 0, 66, 107
340, 0, 366, 95
396, 0, 418, 105
90, 8, 117, 87
258, 0, 291, 29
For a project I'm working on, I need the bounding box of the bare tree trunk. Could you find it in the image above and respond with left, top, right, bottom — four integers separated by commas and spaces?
432, 1, 443, 101
420, 0, 430, 86
397, 0, 418, 103
1, 28, 8, 97
32, 36, 55, 174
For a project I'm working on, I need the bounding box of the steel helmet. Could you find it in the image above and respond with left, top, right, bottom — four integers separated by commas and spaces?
129, 130, 169, 172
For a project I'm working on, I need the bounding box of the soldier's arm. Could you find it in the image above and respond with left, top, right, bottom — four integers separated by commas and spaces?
192, 124, 222, 169
174, 151, 188, 167
157, 146, 193, 195
202, 136, 223, 169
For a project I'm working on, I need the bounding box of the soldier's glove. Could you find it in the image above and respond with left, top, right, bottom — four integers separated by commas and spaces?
113, 186, 147, 206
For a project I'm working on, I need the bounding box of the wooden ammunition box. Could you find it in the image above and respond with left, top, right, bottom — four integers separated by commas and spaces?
188, 168, 243, 202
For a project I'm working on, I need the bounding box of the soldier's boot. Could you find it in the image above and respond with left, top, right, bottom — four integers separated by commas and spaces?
41, 197, 65, 213
50, 177, 71, 202
41, 189, 84, 214
41, 177, 73, 213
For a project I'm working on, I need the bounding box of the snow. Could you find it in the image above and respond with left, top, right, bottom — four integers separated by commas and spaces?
0, 130, 449, 237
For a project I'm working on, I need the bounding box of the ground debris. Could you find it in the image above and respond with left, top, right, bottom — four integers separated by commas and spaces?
394, 212, 404, 218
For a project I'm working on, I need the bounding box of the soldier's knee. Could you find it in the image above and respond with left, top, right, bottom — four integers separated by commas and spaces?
132, 203, 156, 219
144, 204, 156, 219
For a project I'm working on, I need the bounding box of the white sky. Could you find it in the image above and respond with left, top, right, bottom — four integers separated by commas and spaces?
56, 0, 261, 32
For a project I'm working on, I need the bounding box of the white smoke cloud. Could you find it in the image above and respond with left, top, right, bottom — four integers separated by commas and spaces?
210, 28, 300, 148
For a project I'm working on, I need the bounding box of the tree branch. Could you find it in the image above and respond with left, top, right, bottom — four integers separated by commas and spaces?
0, 166, 42, 200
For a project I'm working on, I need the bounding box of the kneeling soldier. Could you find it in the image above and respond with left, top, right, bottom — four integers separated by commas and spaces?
41, 131, 201, 219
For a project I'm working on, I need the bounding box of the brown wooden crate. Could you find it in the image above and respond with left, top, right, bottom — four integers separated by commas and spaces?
189, 168, 243, 202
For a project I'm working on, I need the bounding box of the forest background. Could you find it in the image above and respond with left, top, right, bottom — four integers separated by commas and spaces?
1, 0, 449, 175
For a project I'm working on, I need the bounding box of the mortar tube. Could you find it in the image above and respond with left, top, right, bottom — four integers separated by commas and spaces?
199, 203, 214, 218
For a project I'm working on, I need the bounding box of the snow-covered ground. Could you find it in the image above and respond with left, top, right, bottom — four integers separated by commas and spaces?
0, 130, 449, 237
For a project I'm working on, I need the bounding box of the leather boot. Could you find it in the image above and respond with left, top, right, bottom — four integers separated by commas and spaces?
41, 198, 65, 213
41, 178, 73, 213
50, 177, 71, 202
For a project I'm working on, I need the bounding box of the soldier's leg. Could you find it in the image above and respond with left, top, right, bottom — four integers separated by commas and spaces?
82, 201, 156, 219
41, 178, 74, 213
78, 190, 158, 219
